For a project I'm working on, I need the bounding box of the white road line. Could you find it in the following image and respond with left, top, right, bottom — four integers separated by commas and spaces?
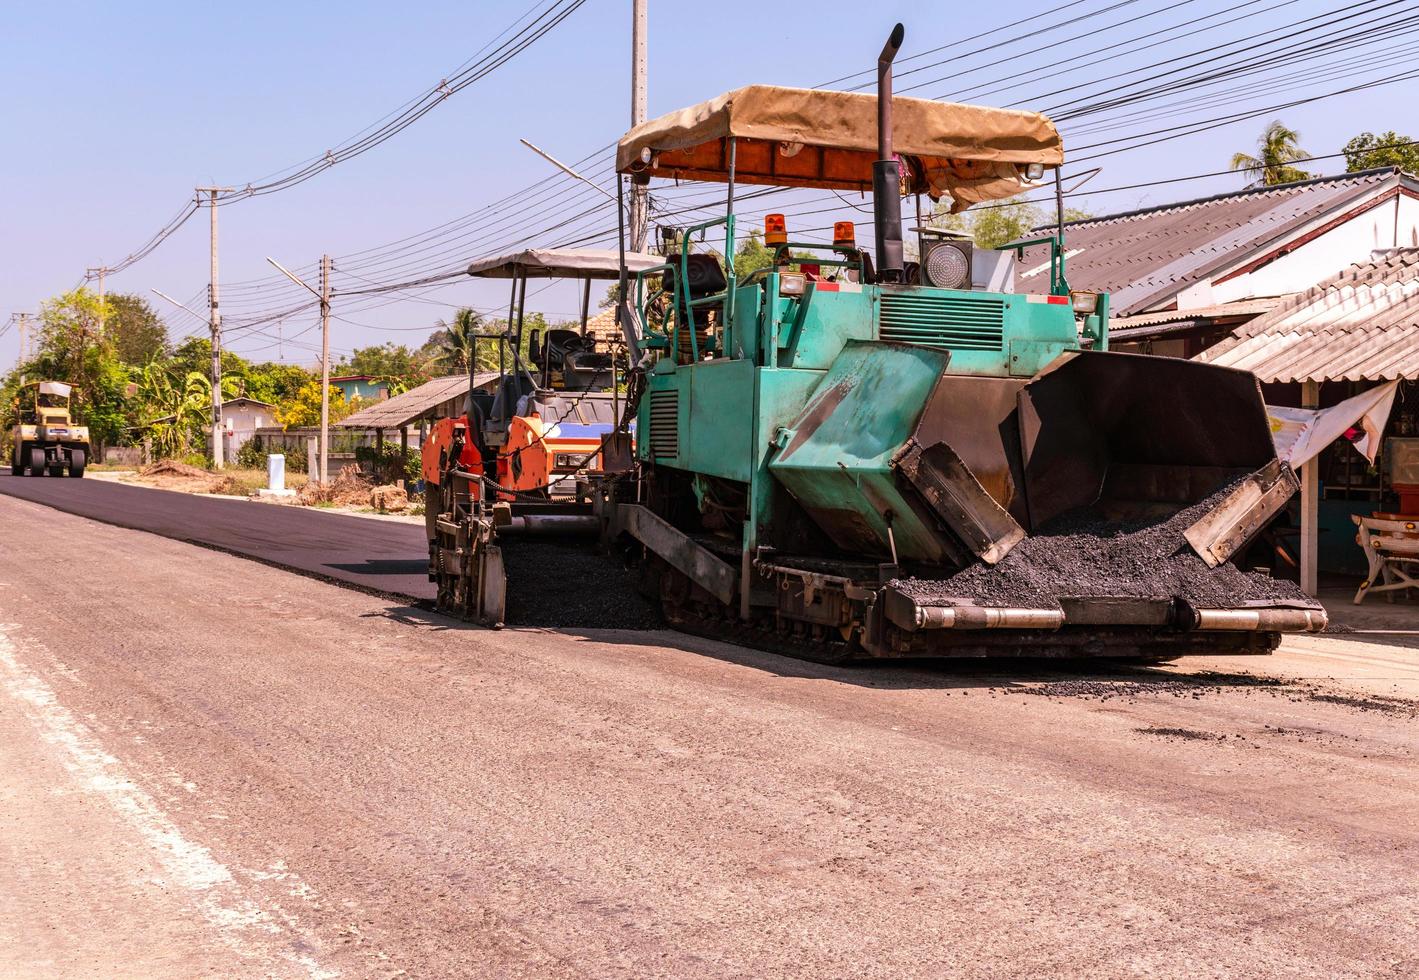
0, 624, 337, 979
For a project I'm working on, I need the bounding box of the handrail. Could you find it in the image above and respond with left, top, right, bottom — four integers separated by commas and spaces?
771, 241, 864, 275
1009, 234, 1070, 296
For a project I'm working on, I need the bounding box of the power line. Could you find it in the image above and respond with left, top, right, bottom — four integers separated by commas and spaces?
85, 0, 589, 282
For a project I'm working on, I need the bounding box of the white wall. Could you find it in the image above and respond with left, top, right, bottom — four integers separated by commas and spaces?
1163, 190, 1419, 312
1194, 192, 1419, 308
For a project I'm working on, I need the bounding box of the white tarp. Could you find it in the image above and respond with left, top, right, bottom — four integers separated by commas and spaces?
1267, 381, 1399, 468
37, 381, 72, 398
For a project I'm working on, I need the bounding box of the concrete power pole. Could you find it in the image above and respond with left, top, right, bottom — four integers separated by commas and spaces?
320, 254, 332, 485
87, 267, 108, 334
265, 253, 333, 484
197, 187, 232, 468
629, 0, 649, 252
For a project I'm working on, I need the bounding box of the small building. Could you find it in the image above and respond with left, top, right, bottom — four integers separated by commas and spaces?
330, 375, 392, 401
1200, 248, 1419, 594
1017, 167, 1419, 355
148, 396, 276, 457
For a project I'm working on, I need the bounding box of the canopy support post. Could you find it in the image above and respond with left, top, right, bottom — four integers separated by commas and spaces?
1301, 380, 1321, 597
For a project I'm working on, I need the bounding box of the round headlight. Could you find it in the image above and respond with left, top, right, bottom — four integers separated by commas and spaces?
925, 243, 970, 289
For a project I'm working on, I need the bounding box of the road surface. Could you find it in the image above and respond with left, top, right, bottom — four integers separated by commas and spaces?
2, 493, 1418, 978
0, 470, 432, 601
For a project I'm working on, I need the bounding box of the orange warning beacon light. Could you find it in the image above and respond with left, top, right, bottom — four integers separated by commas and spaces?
765, 213, 788, 245
833, 221, 856, 248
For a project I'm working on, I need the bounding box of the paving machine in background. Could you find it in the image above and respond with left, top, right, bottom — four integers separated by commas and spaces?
427, 23, 1325, 660
421, 248, 660, 619
9, 381, 89, 478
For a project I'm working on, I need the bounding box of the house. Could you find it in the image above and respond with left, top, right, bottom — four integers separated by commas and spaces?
1017, 167, 1419, 356
1199, 248, 1419, 593
148, 396, 276, 456
330, 375, 391, 401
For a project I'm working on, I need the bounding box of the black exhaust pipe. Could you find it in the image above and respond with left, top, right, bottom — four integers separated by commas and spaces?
873, 23, 906, 283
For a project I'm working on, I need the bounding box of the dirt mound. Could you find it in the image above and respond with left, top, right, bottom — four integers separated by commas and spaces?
896, 480, 1310, 610
140, 459, 211, 479
370, 485, 409, 512
296, 467, 373, 507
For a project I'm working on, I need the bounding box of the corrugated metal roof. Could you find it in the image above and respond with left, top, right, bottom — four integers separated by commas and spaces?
1109, 297, 1286, 330
1016, 168, 1404, 315
337, 373, 498, 430
1200, 249, 1419, 382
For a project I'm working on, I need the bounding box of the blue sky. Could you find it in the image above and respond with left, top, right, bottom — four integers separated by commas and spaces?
2, 0, 1414, 367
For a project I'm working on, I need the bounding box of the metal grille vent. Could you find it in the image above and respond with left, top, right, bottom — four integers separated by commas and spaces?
878, 292, 1006, 351
648, 389, 679, 459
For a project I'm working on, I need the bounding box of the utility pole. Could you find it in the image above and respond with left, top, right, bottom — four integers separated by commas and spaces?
265, 254, 332, 484
17, 313, 29, 365
629, 0, 648, 252
320, 254, 332, 485
197, 187, 233, 468
87, 267, 108, 335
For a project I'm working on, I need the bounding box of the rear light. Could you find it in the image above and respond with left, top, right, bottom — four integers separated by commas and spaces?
779, 273, 806, 297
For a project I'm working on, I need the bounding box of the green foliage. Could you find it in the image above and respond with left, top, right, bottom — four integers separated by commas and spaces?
131, 361, 213, 459
16, 287, 131, 446
235, 435, 306, 472
105, 294, 169, 365
1343, 131, 1419, 174
424, 307, 485, 374
334, 343, 429, 394
240, 362, 313, 406
355, 443, 421, 484
1231, 121, 1311, 186
733, 230, 775, 278
275, 381, 353, 429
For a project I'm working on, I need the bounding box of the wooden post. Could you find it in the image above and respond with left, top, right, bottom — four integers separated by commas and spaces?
399, 426, 408, 488
1301, 380, 1321, 597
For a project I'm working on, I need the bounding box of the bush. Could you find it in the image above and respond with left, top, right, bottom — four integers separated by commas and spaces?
235, 435, 306, 472
355, 443, 421, 484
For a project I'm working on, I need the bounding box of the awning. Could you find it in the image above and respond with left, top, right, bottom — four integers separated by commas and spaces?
467, 248, 664, 280
1268, 382, 1399, 468
38, 381, 72, 398
616, 84, 1062, 210
337, 374, 499, 430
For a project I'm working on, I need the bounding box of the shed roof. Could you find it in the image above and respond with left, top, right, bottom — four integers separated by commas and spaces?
337, 373, 497, 429
1199, 249, 1419, 382
466, 248, 663, 280
1016, 168, 1410, 315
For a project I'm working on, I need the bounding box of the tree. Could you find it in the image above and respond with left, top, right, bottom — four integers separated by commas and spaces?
1343, 131, 1419, 174
1231, 121, 1311, 187
241, 362, 313, 405
426, 307, 484, 374
27, 287, 130, 447
131, 361, 212, 459
275, 381, 353, 429
929, 197, 1070, 248
105, 293, 169, 365
334, 343, 429, 394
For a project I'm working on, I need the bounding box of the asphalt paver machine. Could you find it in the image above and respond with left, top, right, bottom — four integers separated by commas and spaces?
429, 24, 1325, 661
422, 247, 660, 620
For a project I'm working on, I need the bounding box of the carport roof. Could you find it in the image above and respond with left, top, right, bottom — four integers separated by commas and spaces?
337, 373, 497, 430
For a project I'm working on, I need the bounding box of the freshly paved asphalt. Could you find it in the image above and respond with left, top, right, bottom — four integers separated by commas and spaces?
0, 471, 434, 602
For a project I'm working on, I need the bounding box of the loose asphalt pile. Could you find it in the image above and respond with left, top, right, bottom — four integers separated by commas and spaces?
502, 539, 663, 630
895, 481, 1311, 610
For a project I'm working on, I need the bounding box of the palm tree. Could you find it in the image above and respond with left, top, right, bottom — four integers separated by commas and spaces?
1231, 121, 1312, 187
429, 307, 484, 373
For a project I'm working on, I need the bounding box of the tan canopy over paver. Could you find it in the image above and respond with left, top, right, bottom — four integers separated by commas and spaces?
616, 85, 1062, 211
